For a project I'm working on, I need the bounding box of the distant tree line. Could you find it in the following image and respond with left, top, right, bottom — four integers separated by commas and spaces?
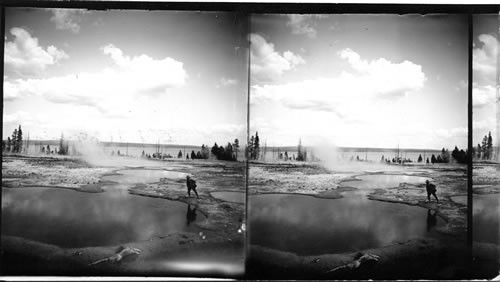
210, 139, 240, 161
180, 139, 240, 162
2, 125, 23, 153
416, 147, 467, 165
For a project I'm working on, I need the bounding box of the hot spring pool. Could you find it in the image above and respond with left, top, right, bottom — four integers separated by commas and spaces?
249, 190, 444, 256
1, 186, 205, 248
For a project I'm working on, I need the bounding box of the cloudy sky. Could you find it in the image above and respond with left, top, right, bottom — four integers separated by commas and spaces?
3, 8, 248, 145
473, 14, 498, 149
250, 14, 468, 150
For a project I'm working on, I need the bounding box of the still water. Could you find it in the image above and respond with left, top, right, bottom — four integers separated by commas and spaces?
341, 175, 430, 189
249, 190, 444, 256
102, 169, 187, 184
1, 186, 205, 248
452, 194, 500, 244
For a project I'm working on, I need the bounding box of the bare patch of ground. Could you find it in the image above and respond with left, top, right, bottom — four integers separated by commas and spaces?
2, 156, 115, 192
248, 162, 356, 198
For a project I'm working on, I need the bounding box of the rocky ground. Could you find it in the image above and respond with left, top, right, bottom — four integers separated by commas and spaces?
1, 154, 245, 277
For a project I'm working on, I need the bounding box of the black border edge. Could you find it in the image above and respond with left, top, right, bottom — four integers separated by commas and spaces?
0, 2, 499, 14
467, 13, 473, 249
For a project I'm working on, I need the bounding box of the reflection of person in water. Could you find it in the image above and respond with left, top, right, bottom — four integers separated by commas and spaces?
186, 204, 197, 226
426, 209, 437, 231
425, 180, 439, 203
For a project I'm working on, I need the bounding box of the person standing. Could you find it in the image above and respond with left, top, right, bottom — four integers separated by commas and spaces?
425, 180, 439, 203
186, 176, 199, 198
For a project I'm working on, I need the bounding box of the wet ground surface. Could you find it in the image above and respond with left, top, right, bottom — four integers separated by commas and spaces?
1, 155, 245, 277
211, 191, 245, 204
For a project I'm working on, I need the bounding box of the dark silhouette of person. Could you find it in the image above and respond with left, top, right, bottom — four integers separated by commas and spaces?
186, 176, 199, 198
425, 180, 439, 202
426, 209, 437, 231
186, 204, 197, 226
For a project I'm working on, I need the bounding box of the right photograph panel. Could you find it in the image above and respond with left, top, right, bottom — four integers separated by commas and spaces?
472, 13, 500, 279
247, 14, 471, 279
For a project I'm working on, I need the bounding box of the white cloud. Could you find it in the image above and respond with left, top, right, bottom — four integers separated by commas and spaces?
474, 118, 496, 132
4, 44, 187, 115
252, 48, 426, 113
435, 127, 468, 139
473, 83, 496, 108
250, 33, 305, 82
250, 49, 437, 148
473, 34, 498, 86
3, 111, 33, 124
338, 48, 426, 95
286, 15, 326, 38
50, 9, 87, 33
216, 77, 238, 88
4, 27, 68, 76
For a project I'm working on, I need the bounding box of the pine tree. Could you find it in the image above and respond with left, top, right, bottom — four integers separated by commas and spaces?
418, 154, 423, 162
452, 146, 460, 162
211, 143, 219, 158
431, 154, 436, 164
7, 137, 12, 152
254, 132, 260, 160
201, 144, 210, 159
248, 136, 254, 159
59, 133, 67, 155
17, 125, 23, 153
233, 139, 240, 161
477, 144, 482, 159
11, 129, 18, 153
178, 150, 183, 158
482, 135, 489, 159
487, 131, 493, 160
297, 138, 305, 161
191, 150, 196, 160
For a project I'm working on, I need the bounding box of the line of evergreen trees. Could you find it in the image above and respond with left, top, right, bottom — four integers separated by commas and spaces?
181, 139, 240, 162
416, 146, 467, 164
2, 125, 23, 153
211, 139, 240, 161
474, 132, 494, 160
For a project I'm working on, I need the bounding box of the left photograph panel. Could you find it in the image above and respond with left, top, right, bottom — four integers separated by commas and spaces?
1, 8, 248, 278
